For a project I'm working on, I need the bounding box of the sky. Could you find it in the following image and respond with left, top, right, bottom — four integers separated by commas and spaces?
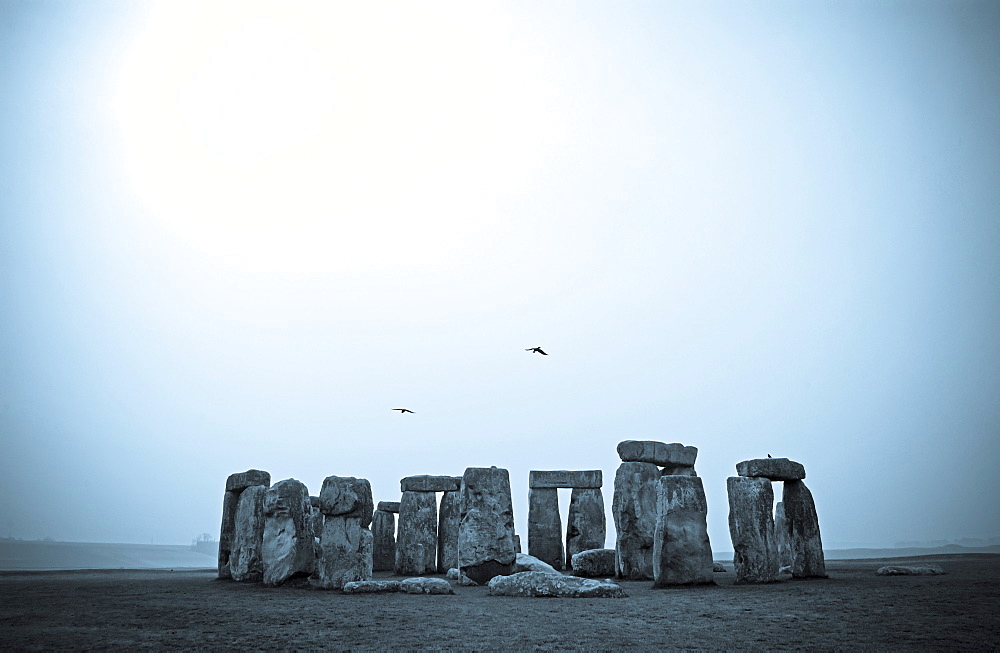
1, 0, 998, 551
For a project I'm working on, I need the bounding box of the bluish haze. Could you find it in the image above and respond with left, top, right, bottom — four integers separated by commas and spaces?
2, 0, 998, 550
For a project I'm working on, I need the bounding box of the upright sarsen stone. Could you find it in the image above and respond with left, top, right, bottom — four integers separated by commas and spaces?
528, 487, 563, 570
782, 480, 827, 578
230, 485, 267, 582
727, 476, 778, 584
774, 501, 793, 568
566, 488, 606, 569
652, 476, 714, 586
314, 476, 374, 589
613, 462, 660, 580
437, 490, 461, 573
262, 479, 314, 586
395, 491, 438, 575
459, 467, 516, 584
218, 469, 270, 579
372, 510, 396, 572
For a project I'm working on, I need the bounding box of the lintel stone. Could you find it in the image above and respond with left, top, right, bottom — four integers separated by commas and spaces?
400, 475, 462, 493
226, 469, 271, 493
377, 501, 400, 513
617, 441, 697, 467
736, 458, 805, 481
529, 470, 603, 489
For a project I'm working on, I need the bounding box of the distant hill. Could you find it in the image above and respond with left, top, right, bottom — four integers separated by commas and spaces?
0, 539, 217, 571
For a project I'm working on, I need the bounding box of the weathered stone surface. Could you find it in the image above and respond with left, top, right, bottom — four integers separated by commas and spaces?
736, 458, 805, 481
617, 441, 697, 467
311, 506, 323, 540
310, 495, 321, 508
262, 479, 315, 586
313, 516, 373, 589
400, 577, 455, 594
342, 580, 402, 593
218, 490, 238, 579
529, 470, 603, 489
566, 488, 606, 569
572, 548, 616, 578
877, 565, 945, 576
612, 462, 659, 580
488, 571, 627, 598
372, 510, 396, 572
377, 501, 400, 513
319, 476, 374, 525
395, 490, 438, 575
660, 464, 697, 476
226, 469, 271, 493
230, 485, 267, 582
727, 476, 779, 584
446, 568, 479, 585
400, 475, 463, 493
459, 467, 516, 584
514, 534, 521, 553
782, 480, 827, 578
652, 476, 714, 587
437, 490, 461, 573
774, 501, 793, 568
527, 487, 563, 570
513, 552, 561, 575
713, 562, 727, 572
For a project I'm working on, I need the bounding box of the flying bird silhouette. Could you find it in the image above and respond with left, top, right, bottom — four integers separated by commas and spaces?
525, 347, 547, 355
393, 408, 414, 414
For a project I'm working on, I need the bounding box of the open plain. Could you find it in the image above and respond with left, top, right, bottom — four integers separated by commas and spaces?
1, 554, 997, 650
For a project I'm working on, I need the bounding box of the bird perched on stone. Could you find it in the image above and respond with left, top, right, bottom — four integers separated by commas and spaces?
767, 454, 772, 458
525, 347, 547, 355
393, 408, 414, 414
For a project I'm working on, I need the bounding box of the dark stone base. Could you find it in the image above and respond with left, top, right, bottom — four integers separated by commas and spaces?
461, 560, 515, 585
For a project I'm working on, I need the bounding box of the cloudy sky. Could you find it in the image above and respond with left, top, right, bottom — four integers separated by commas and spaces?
2, 0, 998, 551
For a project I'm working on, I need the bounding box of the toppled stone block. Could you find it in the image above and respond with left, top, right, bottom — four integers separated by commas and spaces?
513, 552, 560, 575
727, 476, 779, 584
613, 461, 659, 580
395, 490, 438, 575
487, 571, 627, 598
528, 487, 563, 569
226, 469, 271, 493
230, 485, 267, 582
400, 577, 455, 594
736, 458, 805, 481
652, 476, 715, 586
377, 501, 400, 513
342, 580, 402, 593
572, 548, 616, 577
262, 479, 315, 586
400, 475, 462, 493
459, 467, 516, 584
528, 470, 603, 489
566, 488, 606, 569
319, 476, 374, 526
877, 565, 945, 576
617, 441, 697, 467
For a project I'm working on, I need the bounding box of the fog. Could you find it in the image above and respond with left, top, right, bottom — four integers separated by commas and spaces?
2, 0, 998, 552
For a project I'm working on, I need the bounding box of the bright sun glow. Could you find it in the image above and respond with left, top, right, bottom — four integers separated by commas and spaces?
113, 1, 563, 276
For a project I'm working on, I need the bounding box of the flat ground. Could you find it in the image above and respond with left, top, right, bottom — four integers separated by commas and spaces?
2, 554, 997, 650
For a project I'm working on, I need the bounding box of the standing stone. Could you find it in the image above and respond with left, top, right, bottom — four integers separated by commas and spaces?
782, 480, 827, 578
566, 488, 606, 569
230, 485, 267, 582
612, 462, 659, 580
528, 487, 563, 570
218, 469, 270, 579
372, 510, 396, 572
395, 491, 438, 575
437, 490, 461, 573
652, 476, 714, 586
727, 476, 779, 584
774, 501, 793, 568
262, 479, 314, 586
459, 466, 516, 584
314, 476, 374, 590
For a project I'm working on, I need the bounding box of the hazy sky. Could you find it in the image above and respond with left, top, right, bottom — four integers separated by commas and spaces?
2, 0, 998, 550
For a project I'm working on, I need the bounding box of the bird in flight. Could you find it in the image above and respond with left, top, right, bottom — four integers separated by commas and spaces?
525, 347, 547, 355
393, 408, 414, 414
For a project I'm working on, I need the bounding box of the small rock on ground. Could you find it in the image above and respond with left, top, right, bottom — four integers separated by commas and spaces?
876, 565, 945, 576
400, 577, 455, 594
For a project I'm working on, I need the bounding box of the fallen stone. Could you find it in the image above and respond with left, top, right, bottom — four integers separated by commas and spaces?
459, 467, 517, 584
727, 476, 779, 584
736, 458, 805, 481
395, 490, 438, 575
527, 487, 563, 570
487, 571, 627, 598
566, 488, 606, 569
437, 490, 461, 573
877, 565, 946, 576
342, 580, 402, 593
230, 485, 267, 582
377, 501, 400, 513
617, 441, 697, 467
612, 461, 660, 580
572, 548, 616, 577
782, 480, 827, 578
319, 476, 374, 526
262, 479, 315, 586
528, 470, 603, 489
713, 562, 726, 572
652, 475, 715, 586
372, 510, 396, 572
513, 552, 561, 575
400, 475, 462, 493
400, 577, 455, 595
446, 568, 479, 585
226, 469, 271, 493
